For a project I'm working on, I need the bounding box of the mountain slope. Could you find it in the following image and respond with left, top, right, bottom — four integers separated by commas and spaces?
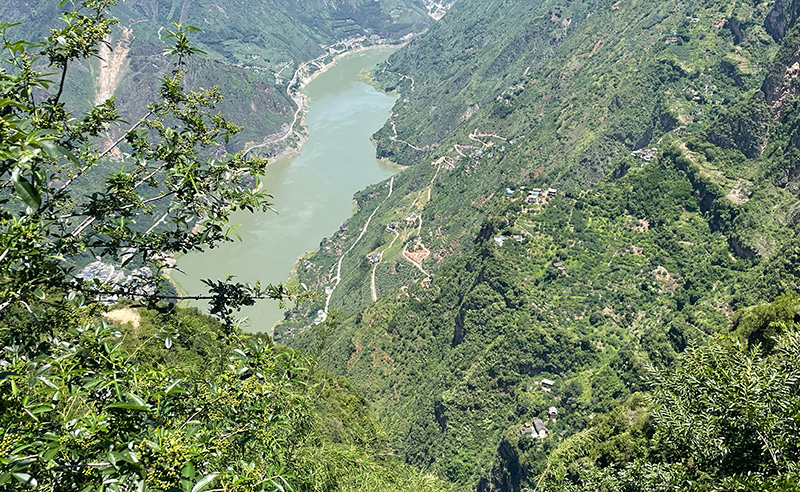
280, 0, 800, 489
279, 0, 790, 328
2, 0, 434, 152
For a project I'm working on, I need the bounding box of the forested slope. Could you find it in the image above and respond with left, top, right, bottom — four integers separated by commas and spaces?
1, 0, 433, 152
280, 0, 797, 328
0, 2, 461, 488
281, 0, 800, 489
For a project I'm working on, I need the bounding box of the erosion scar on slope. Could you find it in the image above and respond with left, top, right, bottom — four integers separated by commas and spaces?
95, 27, 132, 106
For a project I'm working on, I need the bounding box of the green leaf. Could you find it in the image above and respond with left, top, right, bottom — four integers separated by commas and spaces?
56, 144, 80, 165
37, 376, 59, 390
108, 392, 151, 411
40, 140, 59, 159
42, 444, 61, 461
0, 97, 28, 111
9, 455, 37, 466
11, 169, 41, 209
107, 402, 149, 411
0, 371, 18, 382
181, 461, 196, 480
128, 393, 147, 407
165, 379, 185, 395
28, 404, 54, 414
11, 472, 37, 486
191, 473, 217, 492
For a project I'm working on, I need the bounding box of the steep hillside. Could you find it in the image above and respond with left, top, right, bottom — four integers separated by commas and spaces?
370, 0, 608, 163
2, 0, 434, 152
278, 0, 791, 328
279, 0, 800, 489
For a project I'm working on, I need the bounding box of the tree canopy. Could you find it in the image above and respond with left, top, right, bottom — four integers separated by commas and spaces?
0, 0, 298, 332
0, 2, 457, 491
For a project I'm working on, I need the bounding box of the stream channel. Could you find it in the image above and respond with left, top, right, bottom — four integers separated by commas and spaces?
175, 47, 398, 332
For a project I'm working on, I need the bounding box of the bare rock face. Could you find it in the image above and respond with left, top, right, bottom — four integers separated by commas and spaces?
763, 56, 800, 116
765, 0, 800, 41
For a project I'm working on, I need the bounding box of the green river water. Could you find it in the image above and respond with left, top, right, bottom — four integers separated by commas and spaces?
175, 47, 398, 332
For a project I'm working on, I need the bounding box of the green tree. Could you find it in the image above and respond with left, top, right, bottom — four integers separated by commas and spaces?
648, 332, 800, 488
0, 2, 303, 490
541, 329, 800, 492
0, 4, 458, 491
0, 0, 298, 333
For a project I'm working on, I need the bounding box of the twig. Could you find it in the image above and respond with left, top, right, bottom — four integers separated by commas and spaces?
55, 111, 154, 198
53, 62, 68, 105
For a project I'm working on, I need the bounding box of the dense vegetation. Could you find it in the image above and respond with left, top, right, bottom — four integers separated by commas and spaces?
1, 0, 433, 152
0, 2, 452, 490
277, 0, 800, 489
5, 0, 800, 489
1, 303, 456, 491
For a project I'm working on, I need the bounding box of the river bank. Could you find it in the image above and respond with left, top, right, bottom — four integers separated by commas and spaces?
173, 47, 400, 333
244, 41, 404, 161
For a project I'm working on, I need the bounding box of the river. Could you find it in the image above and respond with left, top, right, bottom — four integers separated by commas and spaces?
175, 47, 398, 332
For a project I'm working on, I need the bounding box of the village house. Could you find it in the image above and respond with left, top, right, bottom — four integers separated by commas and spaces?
549, 406, 558, 420
520, 422, 535, 436
631, 147, 658, 161
541, 378, 554, 392
533, 419, 548, 439
521, 420, 548, 439
404, 213, 419, 225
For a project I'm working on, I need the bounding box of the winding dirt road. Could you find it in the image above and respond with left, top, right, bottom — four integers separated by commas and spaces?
324, 176, 394, 315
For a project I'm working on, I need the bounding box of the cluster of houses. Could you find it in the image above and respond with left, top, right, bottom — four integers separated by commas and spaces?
367, 252, 382, 264
520, 406, 559, 439
494, 234, 525, 247
553, 261, 566, 275
631, 147, 658, 162
526, 187, 557, 204
76, 261, 156, 304
521, 419, 548, 439
519, 378, 559, 439
504, 186, 558, 204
